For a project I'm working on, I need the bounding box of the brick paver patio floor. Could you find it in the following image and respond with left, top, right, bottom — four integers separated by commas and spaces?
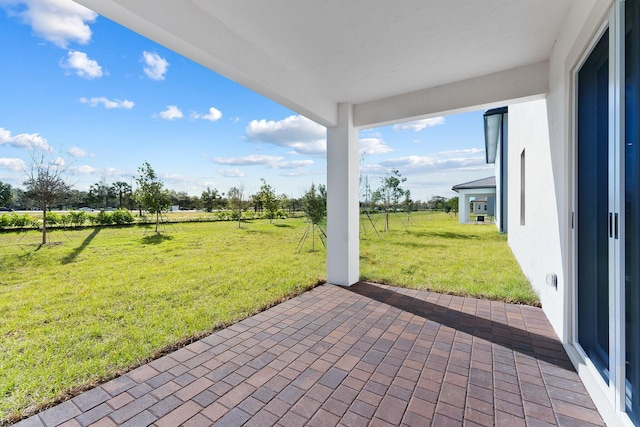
16, 282, 605, 426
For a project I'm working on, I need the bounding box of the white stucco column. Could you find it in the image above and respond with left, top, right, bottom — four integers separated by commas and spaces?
327, 102, 360, 286
459, 191, 471, 224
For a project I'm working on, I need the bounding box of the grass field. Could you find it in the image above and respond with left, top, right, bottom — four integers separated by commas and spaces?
360, 211, 536, 303
0, 212, 535, 423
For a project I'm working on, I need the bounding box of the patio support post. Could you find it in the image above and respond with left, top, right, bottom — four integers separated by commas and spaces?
327, 102, 360, 286
460, 192, 471, 224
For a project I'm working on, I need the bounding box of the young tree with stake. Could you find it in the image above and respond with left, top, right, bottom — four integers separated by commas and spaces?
135, 161, 170, 234
23, 149, 71, 244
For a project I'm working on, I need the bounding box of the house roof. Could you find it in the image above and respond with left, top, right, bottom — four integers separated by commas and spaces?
472, 197, 489, 203
74, 0, 571, 128
452, 176, 496, 192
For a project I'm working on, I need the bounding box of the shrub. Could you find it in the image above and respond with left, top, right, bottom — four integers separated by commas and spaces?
95, 210, 114, 225
0, 213, 10, 228
10, 213, 38, 228
59, 214, 72, 227
45, 212, 62, 225
111, 209, 134, 225
69, 211, 87, 227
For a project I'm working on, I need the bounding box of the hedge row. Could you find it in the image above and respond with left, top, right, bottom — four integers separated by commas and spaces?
0, 209, 135, 229
0, 208, 304, 230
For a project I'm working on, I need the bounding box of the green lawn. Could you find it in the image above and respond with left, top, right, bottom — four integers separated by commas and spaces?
360, 212, 537, 304
0, 212, 535, 423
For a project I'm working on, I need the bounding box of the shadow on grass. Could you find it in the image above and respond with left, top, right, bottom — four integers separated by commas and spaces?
62, 228, 101, 264
141, 234, 174, 245
389, 241, 446, 249
411, 230, 477, 240
273, 223, 294, 228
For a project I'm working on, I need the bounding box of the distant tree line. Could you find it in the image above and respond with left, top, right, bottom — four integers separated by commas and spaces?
0, 161, 459, 220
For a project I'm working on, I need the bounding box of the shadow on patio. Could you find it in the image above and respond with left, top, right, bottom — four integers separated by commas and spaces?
16, 282, 604, 426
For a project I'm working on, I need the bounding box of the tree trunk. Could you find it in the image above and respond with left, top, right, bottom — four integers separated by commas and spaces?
385, 210, 389, 231
155, 211, 160, 234
41, 207, 47, 245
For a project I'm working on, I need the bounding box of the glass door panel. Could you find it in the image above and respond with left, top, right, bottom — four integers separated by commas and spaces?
626, 0, 640, 421
577, 28, 610, 382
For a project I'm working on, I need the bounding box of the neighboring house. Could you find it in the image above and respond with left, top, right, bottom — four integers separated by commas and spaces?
72, 1, 639, 425
451, 176, 496, 224
471, 197, 489, 215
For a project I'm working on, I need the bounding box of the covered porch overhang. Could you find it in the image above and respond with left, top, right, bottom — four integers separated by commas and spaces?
72, 0, 566, 287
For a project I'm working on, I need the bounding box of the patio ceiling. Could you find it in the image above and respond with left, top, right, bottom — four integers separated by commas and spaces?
74, 0, 571, 127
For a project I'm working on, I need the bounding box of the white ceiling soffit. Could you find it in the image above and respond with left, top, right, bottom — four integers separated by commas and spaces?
74, 0, 570, 127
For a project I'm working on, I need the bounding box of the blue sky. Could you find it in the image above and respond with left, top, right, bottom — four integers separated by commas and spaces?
0, 0, 493, 201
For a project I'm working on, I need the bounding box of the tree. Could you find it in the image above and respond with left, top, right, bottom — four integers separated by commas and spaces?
426, 195, 446, 210
89, 181, 114, 209
135, 161, 171, 233
227, 184, 245, 228
250, 193, 263, 213
257, 178, 279, 223
372, 169, 407, 231
302, 183, 326, 225
201, 187, 220, 212
168, 190, 194, 209
445, 196, 458, 214
111, 181, 132, 208
0, 180, 13, 207
23, 150, 71, 244
301, 183, 327, 251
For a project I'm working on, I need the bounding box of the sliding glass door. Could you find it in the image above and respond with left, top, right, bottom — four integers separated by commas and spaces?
576, 28, 610, 383
626, 0, 640, 422
576, 1, 640, 422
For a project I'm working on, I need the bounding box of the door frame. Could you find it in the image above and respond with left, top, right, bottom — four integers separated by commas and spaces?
571, 1, 630, 422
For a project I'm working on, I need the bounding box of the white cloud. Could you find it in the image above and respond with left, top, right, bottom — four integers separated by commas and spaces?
218, 168, 245, 178
437, 148, 484, 156
359, 137, 393, 155
71, 164, 97, 174
67, 146, 95, 157
63, 50, 103, 79
213, 154, 282, 167
378, 155, 487, 174
0, 157, 25, 171
212, 154, 313, 170
80, 96, 134, 109
246, 115, 326, 156
201, 107, 222, 122
276, 159, 314, 169
1, 0, 97, 48
52, 156, 65, 166
156, 105, 183, 120
0, 127, 52, 151
142, 51, 169, 80
393, 117, 445, 132
192, 107, 222, 122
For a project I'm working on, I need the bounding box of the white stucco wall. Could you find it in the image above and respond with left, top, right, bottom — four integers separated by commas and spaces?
508, 99, 565, 332
508, 1, 621, 424
508, 0, 612, 344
